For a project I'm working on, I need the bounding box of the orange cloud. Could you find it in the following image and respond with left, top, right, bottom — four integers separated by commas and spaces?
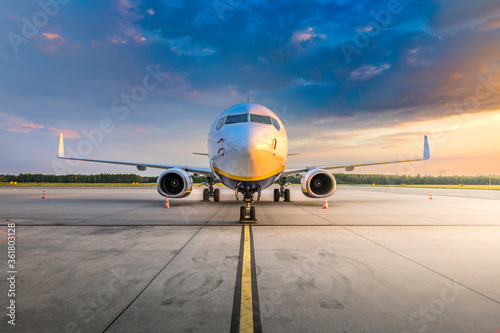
478, 17, 500, 32
7, 123, 44, 134
48, 127, 81, 139
0, 112, 44, 134
42, 33, 63, 41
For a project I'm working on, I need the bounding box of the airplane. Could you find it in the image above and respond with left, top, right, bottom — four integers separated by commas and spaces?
57, 102, 430, 222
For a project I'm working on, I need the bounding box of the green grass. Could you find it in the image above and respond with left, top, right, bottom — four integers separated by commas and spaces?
0, 182, 224, 187
0, 182, 157, 187
343, 184, 500, 190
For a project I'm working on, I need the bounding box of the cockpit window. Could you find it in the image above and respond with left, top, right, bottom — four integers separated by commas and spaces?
226, 114, 248, 124
216, 117, 226, 130
271, 117, 281, 131
250, 114, 272, 124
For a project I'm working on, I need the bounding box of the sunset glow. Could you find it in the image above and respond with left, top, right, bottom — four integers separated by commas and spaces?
1, 1, 499, 176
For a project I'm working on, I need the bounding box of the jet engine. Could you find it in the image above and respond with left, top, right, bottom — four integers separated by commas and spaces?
156, 169, 193, 198
301, 169, 336, 198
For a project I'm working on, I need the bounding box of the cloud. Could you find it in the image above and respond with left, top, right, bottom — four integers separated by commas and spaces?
0, 112, 44, 134
348, 64, 391, 82
431, 0, 500, 31
47, 127, 81, 139
478, 16, 500, 32
119, 124, 151, 135
167, 37, 217, 57
292, 78, 327, 86
1, 0, 500, 175
291, 27, 327, 47
42, 33, 64, 41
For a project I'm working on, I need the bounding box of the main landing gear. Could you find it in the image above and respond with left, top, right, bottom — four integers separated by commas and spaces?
202, 177, 220, 202
274, 177, 291, 202
238, 188, 259, 223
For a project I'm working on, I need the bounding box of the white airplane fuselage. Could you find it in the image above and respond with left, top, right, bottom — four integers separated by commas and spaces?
208, 103, 288, 191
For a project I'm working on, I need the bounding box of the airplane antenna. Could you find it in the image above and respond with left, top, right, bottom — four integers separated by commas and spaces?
247, 94, 250, 103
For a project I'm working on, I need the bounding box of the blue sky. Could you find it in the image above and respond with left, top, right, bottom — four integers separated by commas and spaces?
1, 0, 500, 176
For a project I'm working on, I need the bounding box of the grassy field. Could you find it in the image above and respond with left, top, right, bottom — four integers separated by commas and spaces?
0, 182, 225, 187
347, 184, 500, 190
0, 182, 157, 187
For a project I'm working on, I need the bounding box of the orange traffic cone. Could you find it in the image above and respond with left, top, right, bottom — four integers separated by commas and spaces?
164, 196, 170, 208
42, 190, 47, 199
429, 192, 433, 200
323, 197, 329, 209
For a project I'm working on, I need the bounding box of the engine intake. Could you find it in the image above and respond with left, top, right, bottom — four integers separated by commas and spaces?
157, 169, 192, 198
301, 169, 336, 198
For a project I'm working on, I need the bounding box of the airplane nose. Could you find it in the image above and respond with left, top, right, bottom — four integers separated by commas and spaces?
212, 122, 283, 182
242, 124, 274, 176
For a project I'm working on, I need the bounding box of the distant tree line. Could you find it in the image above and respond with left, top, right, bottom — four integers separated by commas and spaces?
332, 174, 499, 185
0, 173, 498, 185
0, 174, 143, 183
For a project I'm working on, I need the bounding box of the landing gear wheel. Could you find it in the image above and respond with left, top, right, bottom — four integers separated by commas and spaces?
284, 188, 291, 202
214, 188, 220, 202
240, 206, 246, 221
203, 188, 209, 201
250, 206, 256, 220
273, 189, 280, 202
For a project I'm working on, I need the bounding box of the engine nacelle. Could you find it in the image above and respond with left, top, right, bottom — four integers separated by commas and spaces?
156, 169, 193, 198
301, 169, 336, 198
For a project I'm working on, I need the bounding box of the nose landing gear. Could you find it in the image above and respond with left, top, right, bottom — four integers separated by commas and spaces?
238, 189, 258, 223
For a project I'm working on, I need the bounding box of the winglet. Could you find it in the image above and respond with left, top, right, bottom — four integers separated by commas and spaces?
58, 133, 65, 158
423, 135, 430, 159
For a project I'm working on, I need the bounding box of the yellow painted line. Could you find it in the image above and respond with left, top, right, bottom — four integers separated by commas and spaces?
213, 165, 284, 182
240, 224, 253, 332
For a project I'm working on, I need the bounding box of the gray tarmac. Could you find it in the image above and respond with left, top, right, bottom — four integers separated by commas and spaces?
0, 185, 499, 333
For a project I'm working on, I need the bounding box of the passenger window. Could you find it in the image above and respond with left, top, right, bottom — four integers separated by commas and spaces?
271, 118, 281, 131
216, 117, 225, 130
226, 114, 248, 124
250, 114, 272, 124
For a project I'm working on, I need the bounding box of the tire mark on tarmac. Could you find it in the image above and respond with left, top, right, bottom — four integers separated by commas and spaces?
343, 226, 500, 305
100, 225, 205, 332
101, 202, 225, 331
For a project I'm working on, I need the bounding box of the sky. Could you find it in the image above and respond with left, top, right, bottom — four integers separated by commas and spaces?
1, 0, 500, 176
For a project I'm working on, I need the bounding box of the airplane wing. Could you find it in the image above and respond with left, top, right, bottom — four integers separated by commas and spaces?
281, 135, 430, 177
56, 133, 216, 177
